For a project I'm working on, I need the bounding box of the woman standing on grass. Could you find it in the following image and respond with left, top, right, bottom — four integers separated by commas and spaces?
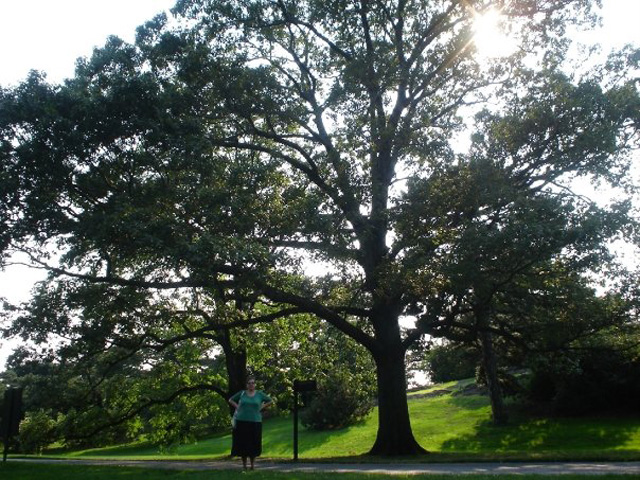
229, 376, 273, 470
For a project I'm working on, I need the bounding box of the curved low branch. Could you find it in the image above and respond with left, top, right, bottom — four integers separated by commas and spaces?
21, 254, 240, 290
21, 251, 378, 353
66, 383, 228, 441
143, 307, 306, 350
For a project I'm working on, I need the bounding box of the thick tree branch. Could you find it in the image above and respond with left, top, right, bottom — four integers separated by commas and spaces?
142, 307, 306, 350
66, 383, 228, 441
257, 282, 378, 354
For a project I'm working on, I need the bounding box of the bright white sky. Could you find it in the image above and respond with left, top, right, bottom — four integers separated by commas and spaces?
0, 0, 638, 368
0, 0, 176, 86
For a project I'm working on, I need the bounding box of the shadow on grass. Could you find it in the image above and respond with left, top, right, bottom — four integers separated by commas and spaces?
267, 415, 375, 458
440, 415, 640, 453
447, 394, 491, 411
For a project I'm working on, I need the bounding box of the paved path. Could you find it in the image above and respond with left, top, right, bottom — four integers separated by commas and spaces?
11, 458, 640, 475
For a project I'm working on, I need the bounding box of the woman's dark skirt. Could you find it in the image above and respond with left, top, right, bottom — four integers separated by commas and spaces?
231, 420, 263, 457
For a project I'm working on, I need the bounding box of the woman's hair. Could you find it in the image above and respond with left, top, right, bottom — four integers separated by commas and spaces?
246, 376, 256, 384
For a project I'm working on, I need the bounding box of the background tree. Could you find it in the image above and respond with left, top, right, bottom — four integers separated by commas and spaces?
1, 0, 638, 454
397, 66, 639, 423
421, 341, 480, 384
17, 410, 57, 455
301, 369, 375, 431
247, 314, 376, 412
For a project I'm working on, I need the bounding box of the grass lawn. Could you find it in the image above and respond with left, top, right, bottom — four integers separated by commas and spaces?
32, 380, 640, 462
2, 463, 639, 480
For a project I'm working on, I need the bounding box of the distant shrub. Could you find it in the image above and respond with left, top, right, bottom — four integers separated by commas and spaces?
525, 339, 640, 415
18, 410, 57, 454
425, 342, 480, 383
300, 370, 374, 430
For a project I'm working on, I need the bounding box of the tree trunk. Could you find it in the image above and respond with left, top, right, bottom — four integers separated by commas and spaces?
218, 330, 247, 398
479, 329, 508, 425
226, 348, 247, 396
369, 341, 427, 455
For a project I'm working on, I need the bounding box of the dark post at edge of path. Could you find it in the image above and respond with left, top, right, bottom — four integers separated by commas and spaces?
292, 380, 316, 461
1, 388, 23, 462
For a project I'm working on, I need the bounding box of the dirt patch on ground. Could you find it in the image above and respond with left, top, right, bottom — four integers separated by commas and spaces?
408, 389, 453, 400
452, 383, 488, 396
409, 383, 488, 400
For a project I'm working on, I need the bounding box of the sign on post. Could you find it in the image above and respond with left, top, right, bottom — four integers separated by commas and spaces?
292, 379, 317, 461
294, 380, 317, 393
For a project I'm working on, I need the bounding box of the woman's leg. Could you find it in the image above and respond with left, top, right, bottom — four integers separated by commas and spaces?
242, 456, 247, 470
250, 456, 255, 470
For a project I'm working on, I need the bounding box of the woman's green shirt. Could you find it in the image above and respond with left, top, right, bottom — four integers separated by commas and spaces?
230, 390, 272, 423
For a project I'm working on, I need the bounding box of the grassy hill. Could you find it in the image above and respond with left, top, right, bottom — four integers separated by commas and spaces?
49, 380, 640, 461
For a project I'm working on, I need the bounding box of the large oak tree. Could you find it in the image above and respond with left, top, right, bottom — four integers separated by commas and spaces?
1, 0, 638, 454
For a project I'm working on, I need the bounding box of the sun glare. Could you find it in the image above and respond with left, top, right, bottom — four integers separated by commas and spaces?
473, 8, 517, 58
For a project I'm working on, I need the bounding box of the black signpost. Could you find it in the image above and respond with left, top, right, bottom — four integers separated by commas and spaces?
292, 379, 316, 461
1, 388, 23, 462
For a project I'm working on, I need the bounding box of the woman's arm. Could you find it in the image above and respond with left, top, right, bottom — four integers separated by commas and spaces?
260, 392, 273, 411
229, 391, 242, 410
